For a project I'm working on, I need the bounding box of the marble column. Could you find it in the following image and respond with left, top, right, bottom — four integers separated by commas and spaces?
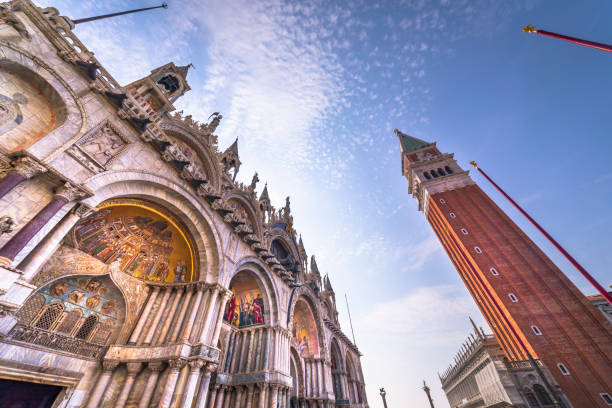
143, 287, 172, 344
129, 286, 161, 344
158, 359, 187, 408
138, 362, 165, 408
181, 359, 205, 408
246, 328, 256, 372
269, 385, 279, 408
85, 361, 119, 408
223, 388, 233, 408
258, 383, 267, 408
115, 362, 142, 408
20, 203, 92, 280
193, 362, 217, 408
208, 385, 219, 408
191, 287, 211, 342
0, 182, 84, 266
199, 286, 219, 343
182, 284, 205, 340
223, 331, 235, 372
262, 328, 270, 370
235, 386, 245, 408
215, 386, 226, 408
211, 291, 231, 345
317, 360, 323, 397
0, 156, 46, 199
245, 384, 255, 408
156, 287, 184, 343
238, 330, 249, 373
169, 286, 194, 342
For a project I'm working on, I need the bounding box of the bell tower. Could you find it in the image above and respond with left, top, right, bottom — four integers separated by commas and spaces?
397, 129, 612, 408
125, 62, 191, 115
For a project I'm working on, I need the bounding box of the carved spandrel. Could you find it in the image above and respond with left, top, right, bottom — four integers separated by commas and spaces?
67, 121, 128, 173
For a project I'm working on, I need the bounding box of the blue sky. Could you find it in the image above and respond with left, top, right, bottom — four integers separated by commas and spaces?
40, 0, 612, 406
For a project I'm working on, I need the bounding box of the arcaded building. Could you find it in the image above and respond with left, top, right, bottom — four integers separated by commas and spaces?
0, 2, 367, 407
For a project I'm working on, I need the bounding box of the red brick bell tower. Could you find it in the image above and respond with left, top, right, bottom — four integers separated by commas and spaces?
396, 130, 612, 407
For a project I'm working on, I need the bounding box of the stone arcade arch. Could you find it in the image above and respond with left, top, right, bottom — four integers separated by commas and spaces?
330, 338, 344, 402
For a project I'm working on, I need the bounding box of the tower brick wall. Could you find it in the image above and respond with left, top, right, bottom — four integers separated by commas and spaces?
397, 130, 612, 408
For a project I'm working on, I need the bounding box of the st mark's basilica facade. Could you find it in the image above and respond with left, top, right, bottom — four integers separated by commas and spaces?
0, 2, 368, 407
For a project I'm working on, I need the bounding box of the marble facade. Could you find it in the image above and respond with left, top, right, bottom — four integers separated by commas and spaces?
0, 1, 368, 407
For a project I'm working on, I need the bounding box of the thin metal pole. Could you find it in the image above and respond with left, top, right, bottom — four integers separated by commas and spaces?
73, 3, 168, 25
522, 25, 612, 53
345, 293, 357, 346
470, 161, 612, 307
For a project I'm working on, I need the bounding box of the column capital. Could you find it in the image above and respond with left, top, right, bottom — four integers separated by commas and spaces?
247, 383, 255, 392
168, 358, 188, 371
258, 382, 268, 391
12, 156, 47, 178
102, 360, 120, 371
148, 361, 165, 372
188, 359, 206, 371
204, 362, 219, 374
126, 362, 143, 375
73, 202, 94, 218
54, 182, 87, 201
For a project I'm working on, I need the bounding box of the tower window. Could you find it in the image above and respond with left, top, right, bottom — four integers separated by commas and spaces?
449, 212, 456, 219
474, 247, 482, 254
531, 325, 542, 335
557, 363, 570, 376
490, 268, 499, 276
439, 199, 446, 204
157, 75, 180, 94
430, 170, 438, 178
600, 393, 612, 405
508, 293, 518, 302
437, 167, 446, 176
445, 166, 454, 174
423, 172, 431, 180
461, 228, 468, 235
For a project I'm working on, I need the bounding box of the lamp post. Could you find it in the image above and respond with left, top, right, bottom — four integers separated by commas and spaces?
422, 381, 435, 408
379, 387, 388, 408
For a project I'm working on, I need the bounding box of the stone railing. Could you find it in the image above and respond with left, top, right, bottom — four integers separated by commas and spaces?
8, 323, 105, 359
504, 359, 544, 370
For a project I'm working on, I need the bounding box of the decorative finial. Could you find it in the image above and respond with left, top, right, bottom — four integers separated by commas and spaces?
469, 161, 478, 169
394, 128, 399, 134
522, 24, 537, 33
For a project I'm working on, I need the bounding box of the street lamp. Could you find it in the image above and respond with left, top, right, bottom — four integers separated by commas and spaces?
379, 387, 388, 408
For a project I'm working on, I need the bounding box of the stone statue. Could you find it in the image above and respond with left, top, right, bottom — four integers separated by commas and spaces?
204, 112, 222, 135
0, 216, 15, 235
249, 172, 259, 191
1, 5, 31, 39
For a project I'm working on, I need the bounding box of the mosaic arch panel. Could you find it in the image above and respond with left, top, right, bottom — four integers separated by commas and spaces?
224, 272, 265, 328
71, 200, 196, 283
24, 274, 125, 344
292, 299, 319, 357
0, 61, 62, 154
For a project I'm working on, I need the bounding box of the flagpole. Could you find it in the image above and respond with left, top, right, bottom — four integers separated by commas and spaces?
522, 25, 612, 53
470, 161, 612, 306
73, 4, 168, 25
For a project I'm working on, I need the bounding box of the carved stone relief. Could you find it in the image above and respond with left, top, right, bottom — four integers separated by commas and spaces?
66, 120, 128, 173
